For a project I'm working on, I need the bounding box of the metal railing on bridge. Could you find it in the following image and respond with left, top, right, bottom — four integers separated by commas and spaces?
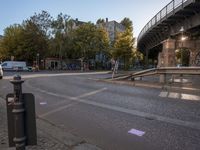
137, 0, 191, 42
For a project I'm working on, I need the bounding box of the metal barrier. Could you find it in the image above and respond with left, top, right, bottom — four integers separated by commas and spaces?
112, 67, 200, 83
6, 75, 37, 150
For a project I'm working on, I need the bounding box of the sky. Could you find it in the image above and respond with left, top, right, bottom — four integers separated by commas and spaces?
0, 0, 171, 38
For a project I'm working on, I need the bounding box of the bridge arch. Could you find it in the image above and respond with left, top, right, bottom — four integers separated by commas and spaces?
157, 38, 200, 67
137, 0, 200, 67
175, 48, 190, 66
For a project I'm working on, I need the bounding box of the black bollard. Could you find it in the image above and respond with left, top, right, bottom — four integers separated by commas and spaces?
10, 75, 26, 150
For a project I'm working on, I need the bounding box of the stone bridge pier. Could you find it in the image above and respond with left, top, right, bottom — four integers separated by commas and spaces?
158, 38, 200, 67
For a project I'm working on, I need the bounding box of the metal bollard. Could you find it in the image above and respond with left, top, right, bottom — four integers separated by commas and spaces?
10, 75, 26, 150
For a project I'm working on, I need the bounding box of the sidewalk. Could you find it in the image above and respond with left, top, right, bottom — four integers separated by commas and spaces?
0, 97, 102, 150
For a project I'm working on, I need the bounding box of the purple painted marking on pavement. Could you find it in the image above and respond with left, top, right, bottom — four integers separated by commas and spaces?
40, 102, 47, 105
128, 129, 145, 137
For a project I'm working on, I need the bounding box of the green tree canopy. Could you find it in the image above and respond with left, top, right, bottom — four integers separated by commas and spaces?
96, 18, 105, 24
72, 23, 109, 60
0, 24, 23, 60
0, 19, 49, 64
112, 29, 135, 70
120, 17, 133, 31
20, 20, 48, 62
29, 10, 53, 37
49, 13, 71, 59
110, 17, 143, 70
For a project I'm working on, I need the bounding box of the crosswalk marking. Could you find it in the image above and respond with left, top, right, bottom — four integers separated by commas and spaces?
159, 91, 200, 101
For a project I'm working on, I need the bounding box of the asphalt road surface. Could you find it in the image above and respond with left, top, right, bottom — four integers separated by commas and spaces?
0, 71, 200, 150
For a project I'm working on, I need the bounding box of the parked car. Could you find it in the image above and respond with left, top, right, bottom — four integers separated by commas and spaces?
1, 61, 27, 71
0, 65, 3, 79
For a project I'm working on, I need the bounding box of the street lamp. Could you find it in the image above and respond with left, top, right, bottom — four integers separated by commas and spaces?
36, 53, 39, 71
180, 26, 187, 66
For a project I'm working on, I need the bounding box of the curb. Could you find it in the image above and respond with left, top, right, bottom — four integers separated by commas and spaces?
0, 96, 102, 150
98, 79, 200, 92
36, 117, 102, 150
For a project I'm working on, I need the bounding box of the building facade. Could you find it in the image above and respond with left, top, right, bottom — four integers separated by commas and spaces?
97, 18, 125, 42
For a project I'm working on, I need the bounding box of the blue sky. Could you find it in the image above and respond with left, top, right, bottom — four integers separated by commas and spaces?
0, 0, 170, 37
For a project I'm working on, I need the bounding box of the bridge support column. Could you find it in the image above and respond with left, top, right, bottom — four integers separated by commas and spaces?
190, 40, 200, 66
190, 50, 197, 66
159, 74, 166, 83
145, 49, 149, 68
157, 52, 164, 67
162, 38, 176, 67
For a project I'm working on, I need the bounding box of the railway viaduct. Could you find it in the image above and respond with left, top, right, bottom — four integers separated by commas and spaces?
137, 0, 200, 67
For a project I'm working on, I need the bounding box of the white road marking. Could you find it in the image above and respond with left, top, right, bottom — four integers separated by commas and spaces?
38, 87, 107, 117
26, 80, 108, 117
26, 81, 200, 130
128, 129, 145, 137
3, 71, 109, 80
77, 88, 107, 98
168, 92, 180, 99
87, 78, 100, 81
159, 91, 168, 97
159, 91, 200, 101
182, 93, 200, 101
39, 102, 77, 117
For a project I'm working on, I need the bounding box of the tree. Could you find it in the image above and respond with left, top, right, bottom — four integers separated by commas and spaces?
120, 17, 133, 31
29, 11, 53, 37
71, 23, 109, 70
0, 24, 24, 60
49, 13, 72, 60
109, 17, 142, 70
112, 29, 135, 70
131, 48, 144, 67
96, 18, 105, 24
20, 20, 48, 63
72, 23, 109, 60
0, 19, 49, 65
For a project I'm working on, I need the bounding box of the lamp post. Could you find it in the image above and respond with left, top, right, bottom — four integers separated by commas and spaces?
36, 53, 39, 71
180, 26, 187, 66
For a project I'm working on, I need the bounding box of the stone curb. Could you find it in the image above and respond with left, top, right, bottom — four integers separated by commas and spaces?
99, 79, 200, 92
36, 118, 102, 150
0, 96, 102, 150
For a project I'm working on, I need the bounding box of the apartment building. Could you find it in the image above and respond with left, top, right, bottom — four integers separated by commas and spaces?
97, 18, 125, 42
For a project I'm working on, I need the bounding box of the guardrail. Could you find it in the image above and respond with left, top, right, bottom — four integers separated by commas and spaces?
157, 66, 200, 74
113, 67, 200, 80
137, 0, 191, 42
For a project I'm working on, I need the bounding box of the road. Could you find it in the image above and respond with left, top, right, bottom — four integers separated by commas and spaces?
0, 71, 200, 150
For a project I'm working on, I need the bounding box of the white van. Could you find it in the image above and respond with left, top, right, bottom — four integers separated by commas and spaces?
0, 65, 3, 79
1, 61, 27, 71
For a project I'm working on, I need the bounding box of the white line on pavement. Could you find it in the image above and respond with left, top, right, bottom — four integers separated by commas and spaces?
77, 87, 107, 98
26, 81, 108, 117
159, 91, 200, 101
3, 71, 109, 80
38, 87, 107, 117
27, 82, 200, 131
39, 102, 77, 117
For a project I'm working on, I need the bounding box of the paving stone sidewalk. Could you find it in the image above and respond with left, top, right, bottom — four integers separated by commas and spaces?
0, 97, 102, 150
